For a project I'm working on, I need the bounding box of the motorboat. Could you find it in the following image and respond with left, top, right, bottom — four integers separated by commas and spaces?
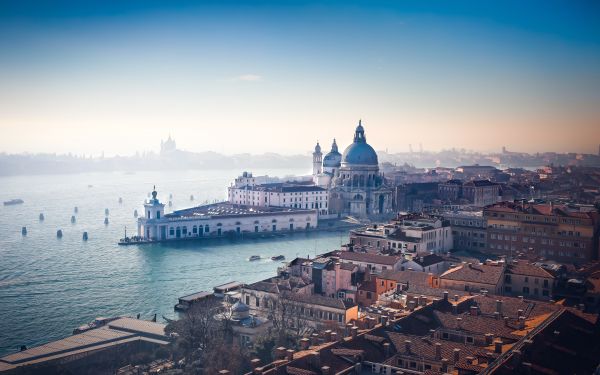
271, 255, 285, 261
3, 199, 24, 206
248, 255, 261, 261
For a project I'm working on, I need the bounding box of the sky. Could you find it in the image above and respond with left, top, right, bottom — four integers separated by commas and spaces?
0, 0, 599, 156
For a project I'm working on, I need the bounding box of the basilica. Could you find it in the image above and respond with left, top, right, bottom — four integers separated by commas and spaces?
312, 121, 393, 218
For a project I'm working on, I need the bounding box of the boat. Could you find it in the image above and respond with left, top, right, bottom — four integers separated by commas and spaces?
39, 213, 44, 221
82, 232, 88, 241
248, 255, 261, 261
118, 197, 123, 204
190, 195, 194, 201
3, 199, 24, 206
271, 255, 285, 261
71, 215, 76, 224
87, 185, 93, 188
74, 206, 78, 213
21, 227, 27, 236
56, 229, 63, 238
73, 317, 118, 334
133, 209, 138, 217
104, 217, 109, 225
105, 208, 109, 216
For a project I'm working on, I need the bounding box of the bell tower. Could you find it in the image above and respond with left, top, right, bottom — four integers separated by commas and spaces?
312, 141, 322, 176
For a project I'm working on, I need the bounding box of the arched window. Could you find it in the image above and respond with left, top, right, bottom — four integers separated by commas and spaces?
271, 219, 277, 223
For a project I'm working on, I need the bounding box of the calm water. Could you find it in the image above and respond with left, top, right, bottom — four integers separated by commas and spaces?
0, 169, 347, 356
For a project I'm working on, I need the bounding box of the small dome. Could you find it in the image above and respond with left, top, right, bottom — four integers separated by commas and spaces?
323, 139, 341, 167
232, 301, 250, 312
314, 142, 321, 154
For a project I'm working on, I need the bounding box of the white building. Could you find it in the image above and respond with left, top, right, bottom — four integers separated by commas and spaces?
137, 187, 318, 241
228, 181, 329, 216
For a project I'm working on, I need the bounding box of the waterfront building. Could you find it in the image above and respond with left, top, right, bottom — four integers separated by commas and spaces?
349, 213, 452, 255
137, 187, 318, 241
484, 201, 600, 262
227, 181, 329, 216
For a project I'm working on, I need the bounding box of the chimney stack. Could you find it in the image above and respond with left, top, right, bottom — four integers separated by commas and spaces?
435, 343, 442, 360
519, 316, 526, 330
494, 311, 500, 320
219, 371, 230, 375
311, 333, 320, 346
485, 333, 494, 345
383, 342, 391, 357
453, 348, 461, 363
276, 347, 287, 360
330, 332, 338, 342
310, 351, 320, 368
286, 349, 294, 361
454, 294, 459, 302
441, 359, 449, 372
408, 300, 416, 311
517, 309, 524, 318
321, 366, 330, 375
496, 300, 503, 315
300, 338, 310, 350
443, 291, 449, 301
429, 329, 436, 338
470, 306, 478, 316
324, 330, 332, 342
250, 358, 261, 369
494, 340, 503, 354
404, 340, 412, 354
456, 317, 463, 330
351, 326, 358, 339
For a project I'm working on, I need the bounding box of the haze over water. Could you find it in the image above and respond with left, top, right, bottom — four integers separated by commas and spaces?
0, 169, 347, 356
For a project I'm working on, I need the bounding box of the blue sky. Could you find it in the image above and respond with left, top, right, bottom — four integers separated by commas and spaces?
1, 1, 599, 155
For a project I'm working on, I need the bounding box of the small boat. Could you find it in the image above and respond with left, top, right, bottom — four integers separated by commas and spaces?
74, 206, 78, 213
133, 209, 138, 218
71, 215, 76, 224
87, 185, 93, 188
57, 229, 63, 238
39, 213, 45, 221
271, 255, 285, 261
118, 197, 123, 204
82, 232, 88, 241
21, 227, 27, 236
190, 195, 194, 201
104, 217, 109, 225
3, 199, 24, 206
248, 255, 261, 261
105, 208, 109, 216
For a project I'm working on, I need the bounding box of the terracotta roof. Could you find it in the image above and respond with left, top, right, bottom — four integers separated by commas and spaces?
282, 291, 355, 310
413, 254, 446, 267
377, 270, 431, 286
384, 332, 487, 364
505, 261, 554, 279
440, 263, 504, 286
339, 251, 402, 266
433, 311, 522, 341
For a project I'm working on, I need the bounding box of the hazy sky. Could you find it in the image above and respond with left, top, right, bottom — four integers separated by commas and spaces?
1, 0, 599, 156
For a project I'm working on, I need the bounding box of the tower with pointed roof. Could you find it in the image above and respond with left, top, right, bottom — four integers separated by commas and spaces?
312, 141, 322, 176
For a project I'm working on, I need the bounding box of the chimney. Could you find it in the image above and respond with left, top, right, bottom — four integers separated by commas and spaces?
311, 333, 320, 345
518, 316, 526, 330
346, 323, 353, 337
276, 347, 287, 360
454, 294, 459, 302
408, 300, 416, 311
218, 371, 230, 375
253, 368, 263, 375
494, 311, 500, 320
419, 295, 427, 306
286, 349, 294, 361
517, 309, 524, 318
321, 366, 330, 375
496, 300, 503, 315
383, 342, 391, 357
453, 348, 461, 363
351, 326, 358, 338
470, 306, 478, 316
441, 358, 449, 372
504, 316, 510, 326
381, 316, 388, 326
494, 340, 503, 354
456, 317, 463, 330
250, 358, 261, 369
429, 329, 436, 338
300, 338, 310, 350
465, 356, 475, 365
330, 332, 338, 341
485, 333, 494, 345
443, 291, 449, 301
404, 340, 412, 354
435, 343, 442, 360
324, 330, 332, 342
310, 351, 320, 368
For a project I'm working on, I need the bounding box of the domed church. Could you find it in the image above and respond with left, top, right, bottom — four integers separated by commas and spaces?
312, 120, 393, 218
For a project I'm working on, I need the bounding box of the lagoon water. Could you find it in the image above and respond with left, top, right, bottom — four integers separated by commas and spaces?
0, 169, 347, 356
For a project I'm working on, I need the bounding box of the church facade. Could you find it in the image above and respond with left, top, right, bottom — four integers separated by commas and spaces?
312, 121, 394, 218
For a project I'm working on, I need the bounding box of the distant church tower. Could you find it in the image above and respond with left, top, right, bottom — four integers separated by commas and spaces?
312, 142, 322, 176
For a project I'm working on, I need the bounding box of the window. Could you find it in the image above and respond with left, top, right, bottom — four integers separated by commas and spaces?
523, 287, 530, 294
255, 297, 260, 307
466, 336, 474, 344
245, 296, 250, 305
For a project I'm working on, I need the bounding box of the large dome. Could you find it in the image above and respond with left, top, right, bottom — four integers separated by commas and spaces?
341, 121, 378, 166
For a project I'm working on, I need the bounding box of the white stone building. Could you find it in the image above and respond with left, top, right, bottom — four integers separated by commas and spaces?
137, 188, 318, 241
